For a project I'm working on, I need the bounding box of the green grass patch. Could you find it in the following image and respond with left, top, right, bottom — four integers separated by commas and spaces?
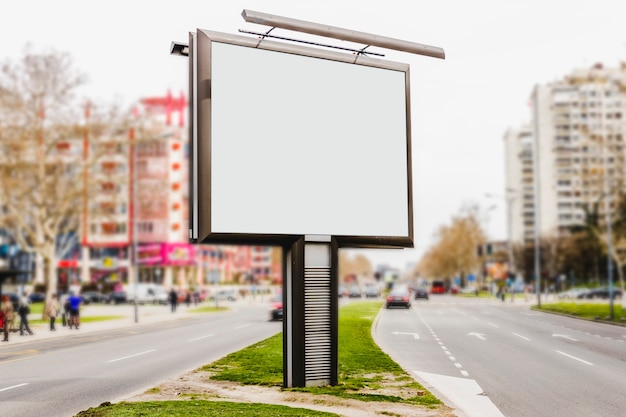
75, 400, 341, 416
202, 301, 441, 407
188, 306, 229, 313
533, 302, 626, 322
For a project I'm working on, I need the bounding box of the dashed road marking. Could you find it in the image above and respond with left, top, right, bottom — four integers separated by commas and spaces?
107, 349, 156, 363
556, 350, 593, 366
0, 383, 28, 393
188, 334, 215, 342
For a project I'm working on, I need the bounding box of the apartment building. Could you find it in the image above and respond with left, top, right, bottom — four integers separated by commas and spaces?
78, 92, 283, 291
505, 63, 626, 245
1, 90, 282, 292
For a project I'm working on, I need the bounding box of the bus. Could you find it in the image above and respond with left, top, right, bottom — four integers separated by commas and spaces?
431, 281, 445, 294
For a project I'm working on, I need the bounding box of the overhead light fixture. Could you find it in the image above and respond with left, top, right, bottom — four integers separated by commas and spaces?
241, 9, 445, 60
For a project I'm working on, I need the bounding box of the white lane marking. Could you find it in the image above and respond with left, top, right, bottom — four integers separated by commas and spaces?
0, 383, 28, 393
488, 323, 499, 328
188, 334, 215, 342
556, 350, 593, 366
454, 363, 463, 369
552, 333, 578, 341
235, 324, 251, 330
460, 370, 469, 377
107, 349, 156, 363
512, 333, 530, 341
415, 371, 505, 417
391, 331, 420, 339
468, 332, 486, 340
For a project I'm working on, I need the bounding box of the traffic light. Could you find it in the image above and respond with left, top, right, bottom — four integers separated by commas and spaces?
477, 245, 483, 257
486, 243, 493, 256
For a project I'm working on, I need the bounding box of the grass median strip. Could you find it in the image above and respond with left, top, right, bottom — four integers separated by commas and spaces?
75, 301, 442, 416
533, 302, 626, 322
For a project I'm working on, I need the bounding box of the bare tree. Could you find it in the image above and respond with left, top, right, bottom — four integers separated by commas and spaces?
0, 46, 128, 297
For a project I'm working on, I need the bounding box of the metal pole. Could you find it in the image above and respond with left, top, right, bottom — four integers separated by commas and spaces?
507, 195, 515, 302
507, 196, 515, 276
131, 128, 139, 323
532, 85, 542, 307
599, 81, 615, 319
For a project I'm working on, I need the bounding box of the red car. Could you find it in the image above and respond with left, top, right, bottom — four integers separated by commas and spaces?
431, 281, 445, 294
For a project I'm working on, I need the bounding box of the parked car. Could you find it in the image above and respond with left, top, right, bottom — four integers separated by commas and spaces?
557, 288, 587, 299
28, 292, 46, 303
338, 285, 348, 298
414, 287, 429, 300
364, 285, 380, 298
126, 284, 169, 305
106, 291, 128, 304
81, 291, 107, 304
460, 286, 478, 295
348, 285, 362, 298
269, 293, 283, 321
385, 287, 411, 309
208, 288, 238, 301
578, 287, 622, 300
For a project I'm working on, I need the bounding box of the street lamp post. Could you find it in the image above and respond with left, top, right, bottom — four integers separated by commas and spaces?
130, 127, 139, 323
599, 81, 615, 319
532, 85, 542, 307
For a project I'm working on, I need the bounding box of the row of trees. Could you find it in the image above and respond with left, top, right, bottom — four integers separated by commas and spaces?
512, 195, 626, 294
415, 196, 626, 297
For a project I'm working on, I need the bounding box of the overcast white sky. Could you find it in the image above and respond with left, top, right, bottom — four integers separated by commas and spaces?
3, 1, 625, 271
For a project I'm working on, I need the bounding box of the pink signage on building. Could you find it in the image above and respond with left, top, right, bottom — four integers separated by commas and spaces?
137, 243, 163, 265
162, 243, 195, 266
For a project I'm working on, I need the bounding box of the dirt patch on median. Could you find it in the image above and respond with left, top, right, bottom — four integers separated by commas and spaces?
126, 369, 458, 417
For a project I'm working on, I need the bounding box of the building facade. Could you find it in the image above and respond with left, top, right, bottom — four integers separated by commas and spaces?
505, 63, 626, 245
57, 92, 282, 293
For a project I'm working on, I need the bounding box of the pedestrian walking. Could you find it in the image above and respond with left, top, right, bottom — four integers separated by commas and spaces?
68, 292, 82, 329
169, 288, 178, 313
1, 295, 15, 342
44, 293, 60, 331
17, 293, 34, 336
62, 294, 71, 327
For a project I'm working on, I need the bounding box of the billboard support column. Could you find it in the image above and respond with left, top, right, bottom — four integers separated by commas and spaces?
283, 235, 338, 388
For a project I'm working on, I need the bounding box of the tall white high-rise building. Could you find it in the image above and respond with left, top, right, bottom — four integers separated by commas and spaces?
505, 63, 626, 245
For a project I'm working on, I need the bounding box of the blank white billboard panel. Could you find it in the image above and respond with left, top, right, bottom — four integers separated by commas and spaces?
194, 30, 413, 247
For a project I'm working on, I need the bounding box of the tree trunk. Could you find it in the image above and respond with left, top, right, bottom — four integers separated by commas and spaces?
45, 247, 58, 298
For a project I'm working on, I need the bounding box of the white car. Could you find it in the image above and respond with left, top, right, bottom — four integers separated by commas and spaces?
557, 288, 587, 299
460, 286, 478, 295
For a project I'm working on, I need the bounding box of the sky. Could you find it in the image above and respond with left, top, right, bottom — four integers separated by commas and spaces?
2, 1, 626, 272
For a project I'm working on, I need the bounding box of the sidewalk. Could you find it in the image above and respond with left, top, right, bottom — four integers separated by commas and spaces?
2, 302, 201, 346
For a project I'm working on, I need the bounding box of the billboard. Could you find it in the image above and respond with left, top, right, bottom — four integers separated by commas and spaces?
190, 30, 413, 248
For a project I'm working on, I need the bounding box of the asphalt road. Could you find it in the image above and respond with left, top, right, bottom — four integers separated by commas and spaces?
373, 295, 626, 417
0, 302, 281, 417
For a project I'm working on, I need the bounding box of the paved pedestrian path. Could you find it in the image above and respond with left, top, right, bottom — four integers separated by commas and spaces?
2, 301, 229, 346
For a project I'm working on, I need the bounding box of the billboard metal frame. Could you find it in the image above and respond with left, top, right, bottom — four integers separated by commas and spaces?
189, 29, 414, 249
